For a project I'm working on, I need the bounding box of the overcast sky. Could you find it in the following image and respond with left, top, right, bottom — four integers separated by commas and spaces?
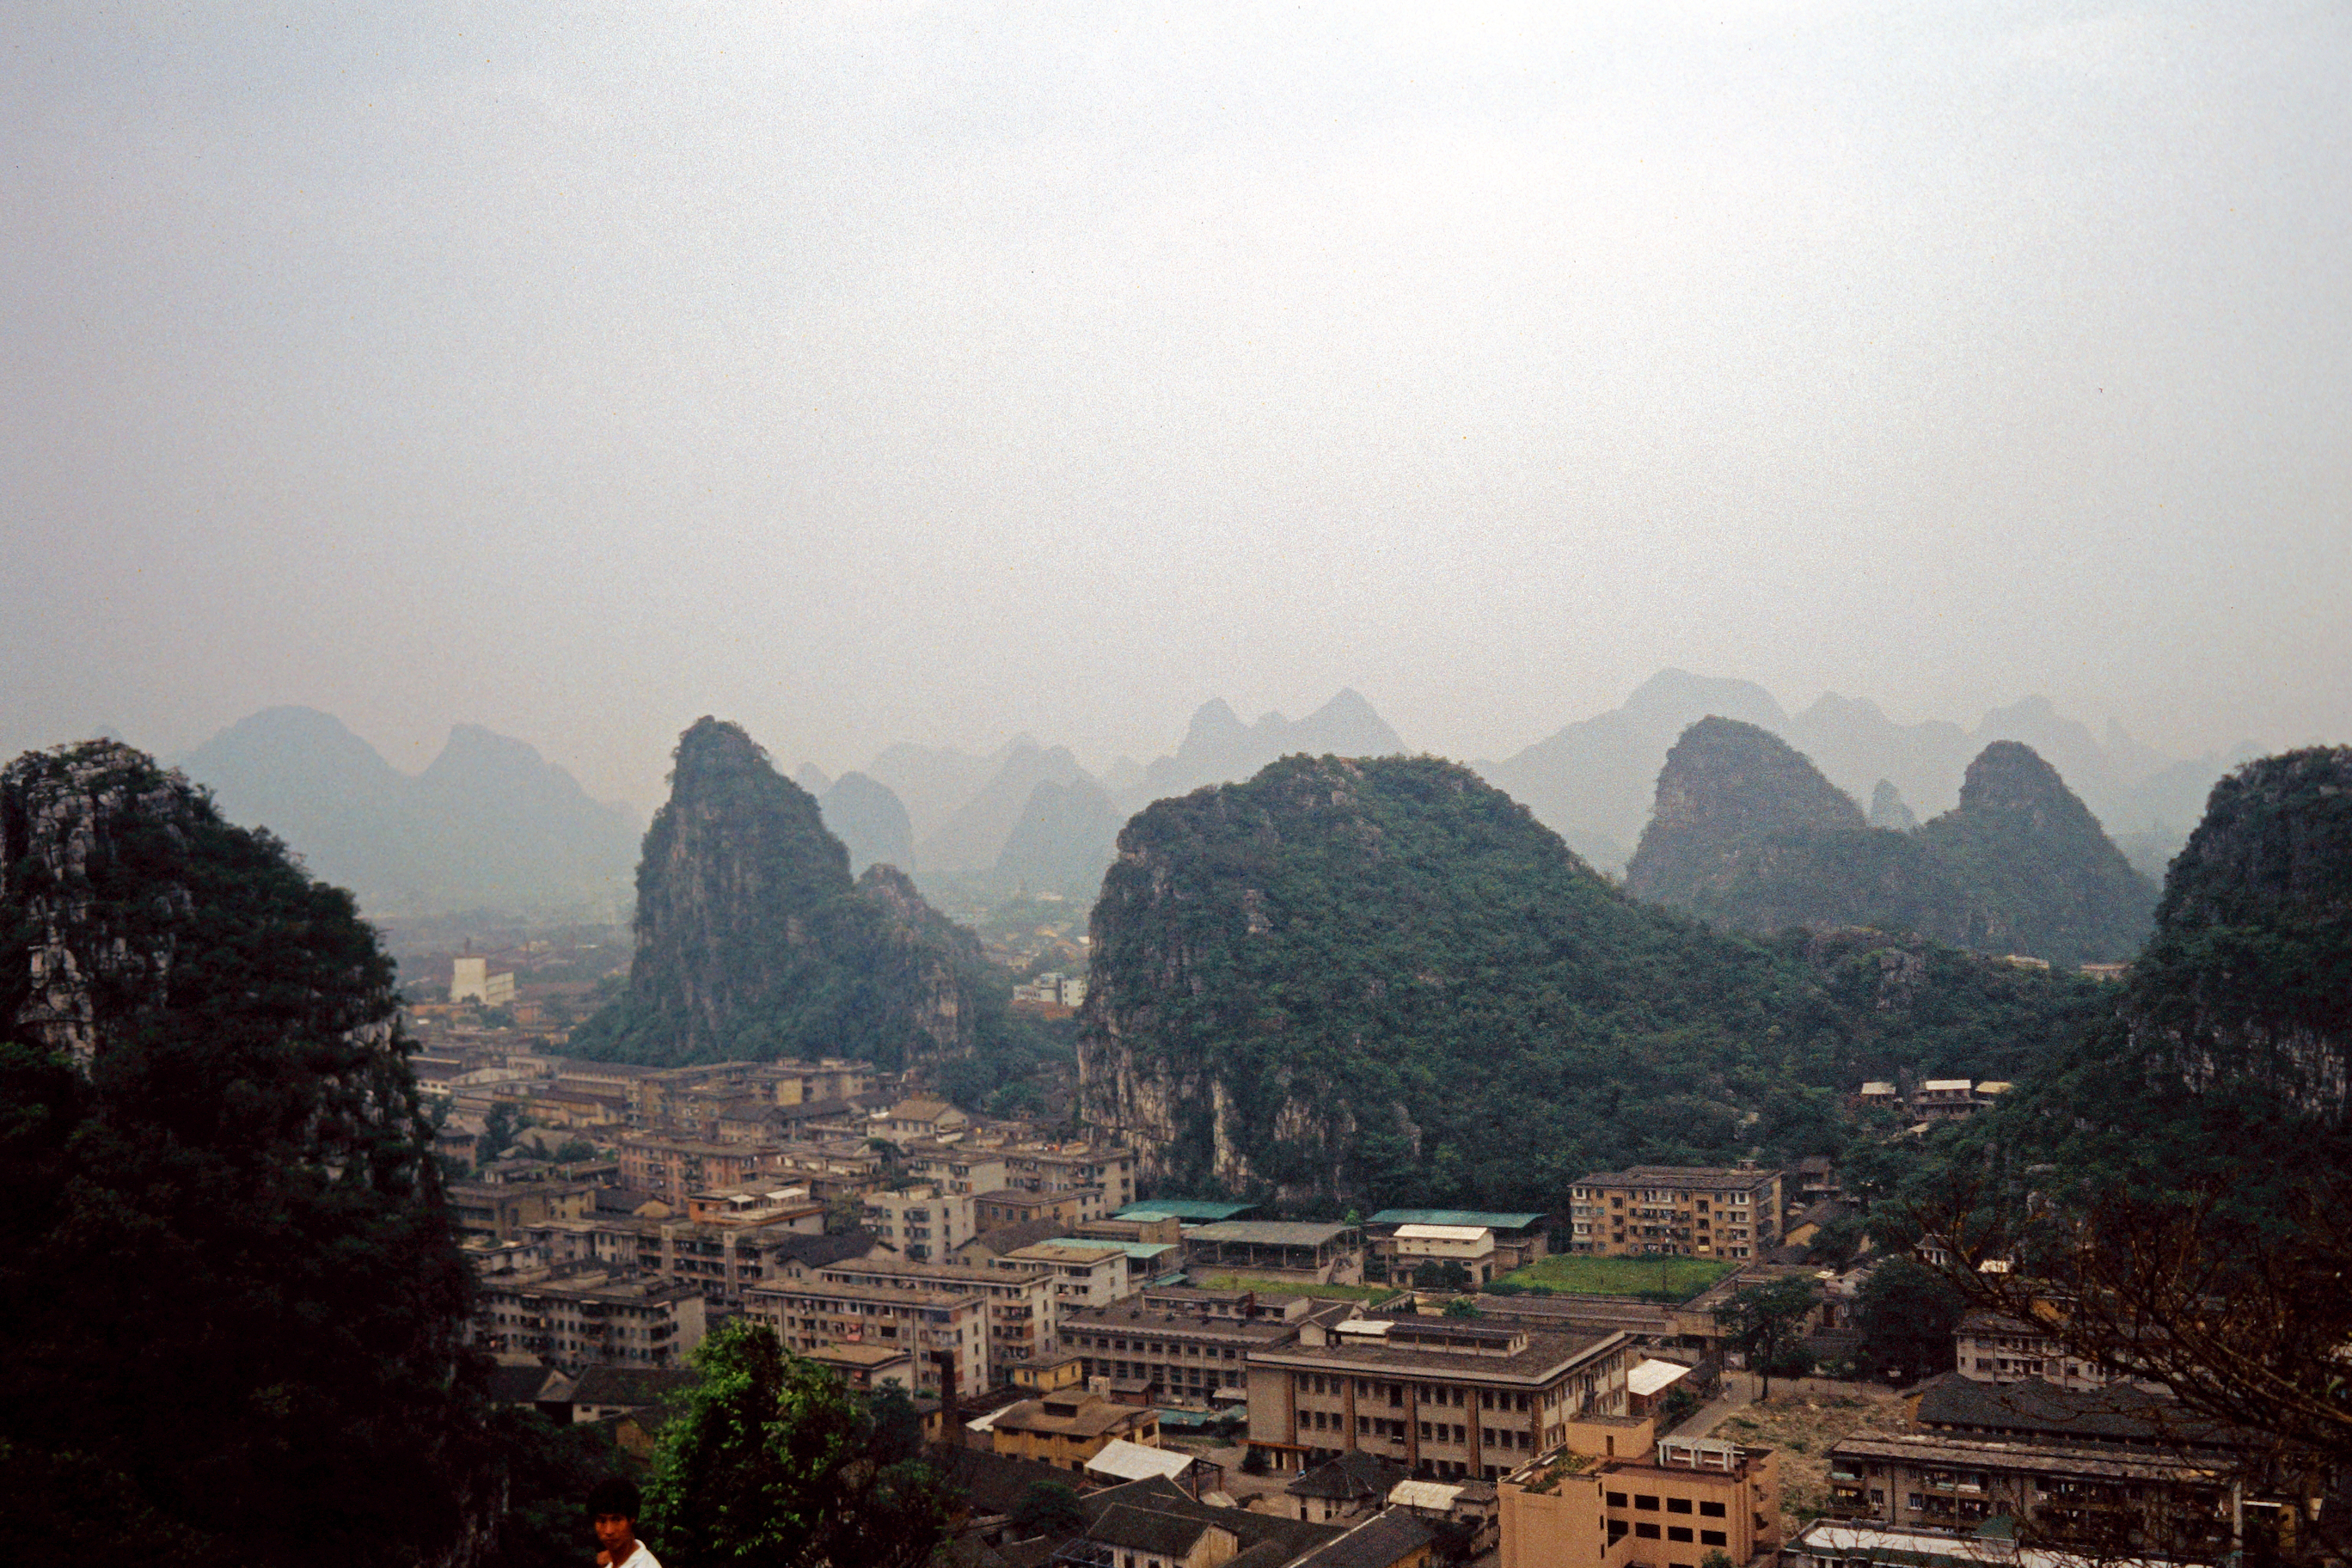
5, 1, 2346, 808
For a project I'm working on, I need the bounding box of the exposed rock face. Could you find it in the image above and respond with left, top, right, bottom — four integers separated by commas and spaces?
1626, 720, 2156, 967
819, 770, 915, 876
0, 738, 420, 1143
2118, 746, 2352, 1118
579, 717, 983, 1067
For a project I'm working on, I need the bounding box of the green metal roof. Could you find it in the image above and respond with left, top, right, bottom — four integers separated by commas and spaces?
1113, 1199, 1259, 1222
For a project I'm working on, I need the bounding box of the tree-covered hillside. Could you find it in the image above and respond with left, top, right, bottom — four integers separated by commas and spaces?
1629, 719, 2155, 968
1079, 753, 2106, 1209
0, 742, 485, 1565
571, 717, 999, 1069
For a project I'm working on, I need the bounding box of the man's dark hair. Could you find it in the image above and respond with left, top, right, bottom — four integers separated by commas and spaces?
587, 1477, 642, 1522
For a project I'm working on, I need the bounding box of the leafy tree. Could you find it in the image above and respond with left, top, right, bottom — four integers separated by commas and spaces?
1712, 1277, 1821, 1401
478, 1409, 628, 1568
1442, 1297, 1482, 1319
478, 1099, 526, 1165
1807, 1212, 1866, 1270
1413, 1259, 1473, 1291
1009, 1479, 1086, 1539
645, 1318, 955, 1568
549, 1136, 601, 1164
1850, 1257, 1965, 1383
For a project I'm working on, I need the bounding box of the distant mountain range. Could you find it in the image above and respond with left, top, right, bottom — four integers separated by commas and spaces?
160, 673, 2251, 920
1625, 717, 2158, 967
1481, 669, 2254, 878
176, 707, 640, 918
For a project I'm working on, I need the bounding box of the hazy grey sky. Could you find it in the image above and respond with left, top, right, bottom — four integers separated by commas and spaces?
6, 1, 2346, 809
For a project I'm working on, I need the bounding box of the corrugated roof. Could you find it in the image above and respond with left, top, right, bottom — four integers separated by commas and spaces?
1084, 1440, 1196, 1482
1114, 1200, 1259, 1222
1366, 1209, 1547, 1229
1387, 1479, 1463, 1510
1627, 1358, 1694, 1398
1393, 1223, 1492, 1242
1186, 1220, 1358, 1245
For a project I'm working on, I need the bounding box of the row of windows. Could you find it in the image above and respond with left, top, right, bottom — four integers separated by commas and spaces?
1605, 1492, 1727, 1517
1294, 1375, 1543, 1412
1069, 1333, 1242, 1360
1606, 1522, 1730, 1545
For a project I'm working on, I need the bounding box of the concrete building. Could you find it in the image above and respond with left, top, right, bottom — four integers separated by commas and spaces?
902, 1146, 1009, 1197
1391, 1224, 1500, 1286
473, 1266, 707, 1372
1185, 1220, 1364, 1285
1500, 1430, 1782, 1568
450, 955, 517, 1007
975, 1185, 1106, 1230
618, 1132, 790, 1207
1364, 1210, 1549, 1278
816, 1254, 1060, 1375
1007, 1144, 1138, 1212
996, 1241, 1132, 1308
1063, 1294, 1315, 1407
862, 1185, 977, 1262
1246, 1317, 1638, 1480
525, 1215, 873, 1307
446, 1179, 598, 1246
986, 1391, 1161, 1473
1566, 1166, 1784, 1259
747, 1276, 988, 1398
803, 1342, 914, 1393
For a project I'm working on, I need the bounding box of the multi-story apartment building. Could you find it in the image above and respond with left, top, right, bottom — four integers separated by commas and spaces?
813, 1255, 1059, 1375
995, 1241, 1132, 1308
1501, 1430, 1782, 1568
975, 1186, 1105, 1230
446, 1179, 598, 1246
1824, 1430, 2234, 1557
901, 1145, 1009, 1197
744, 1277, 988, 1398
1566, 1167, 1784, 1258
1063, 1291, 1316, 1407
618, 1133, 791, 1206
473, 1265, 707, 1372
1006, 1142, 1137, 1210
1246, 1317, 1638, 1480
862, 1185, 977, 1262
526, 1215, 870, 1307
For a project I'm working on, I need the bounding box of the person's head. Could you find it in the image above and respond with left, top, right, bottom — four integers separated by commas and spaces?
588, 1477, 642, 1555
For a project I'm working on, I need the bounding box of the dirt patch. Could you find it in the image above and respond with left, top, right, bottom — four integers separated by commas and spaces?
1708, 1382, 1910, 1532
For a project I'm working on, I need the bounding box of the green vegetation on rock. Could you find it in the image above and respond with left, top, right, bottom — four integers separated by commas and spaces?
572, 718, 998, 1069
1080, 753, 2107, 1209
1628, 719, 2156, 968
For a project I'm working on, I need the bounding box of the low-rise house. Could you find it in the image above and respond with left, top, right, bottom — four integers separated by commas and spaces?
1185, 1221, 1364, 1285
1390, 1224, 1500, 1287
1363, 1210, 1550, 1277
987, 1391, 1161, 1473
1286, 1450, 1412, 1524
1913, 1080, 1980, 1124
1063, 1475, 1346, 1568
802, 1342, 914, 1393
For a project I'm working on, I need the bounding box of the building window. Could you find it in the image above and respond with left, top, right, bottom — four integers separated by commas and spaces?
1668, 1498, 1692, 1514
1701, 1532, 1727, 1547
1635, 1523, 1661, 1540
1635, 1496, 1660, 1511
1698, 1503, 1725, 1518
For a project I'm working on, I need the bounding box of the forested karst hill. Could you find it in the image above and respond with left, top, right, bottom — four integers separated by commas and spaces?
0, 741, 483, 1562
571, 717, 992, 1068
1626, 720, 2155, 968
1077, 753, 2106, 1209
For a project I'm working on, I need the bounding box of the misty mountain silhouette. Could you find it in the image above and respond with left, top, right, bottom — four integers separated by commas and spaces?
178, 707, 639, 916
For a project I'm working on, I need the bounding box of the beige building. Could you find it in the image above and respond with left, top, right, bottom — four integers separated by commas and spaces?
815, 1254, 1060, 1375
1393, 1224, 1500, 1286
446, 1179, 597, 1246
1246, 1317, 1638, 1480
997, 1241, 1133, 1308
987, 1391, 1161, 1473
1567, 1166, 1784, 1259
1064, 1292, 1315, 1406
473, 1265, 707, 1371
862, 1184, 977, 1262
746, 1277, 989, 1398
1500, 1429, 1782, 1568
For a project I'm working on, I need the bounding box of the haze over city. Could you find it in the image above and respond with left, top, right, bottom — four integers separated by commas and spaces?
6, 2, 2347, 812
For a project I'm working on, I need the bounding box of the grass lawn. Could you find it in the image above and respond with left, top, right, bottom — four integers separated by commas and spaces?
1496, 1254, 1738, 1302
1202, 1276, 1406, 1304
